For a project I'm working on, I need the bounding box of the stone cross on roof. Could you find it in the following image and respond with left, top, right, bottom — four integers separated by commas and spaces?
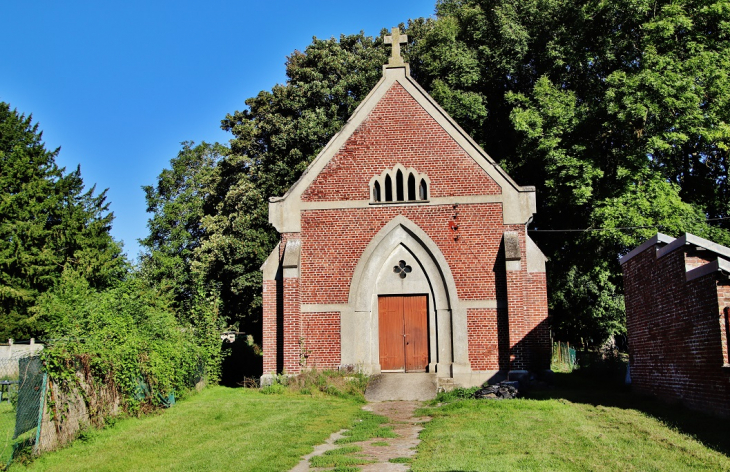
384, 27, 408, 67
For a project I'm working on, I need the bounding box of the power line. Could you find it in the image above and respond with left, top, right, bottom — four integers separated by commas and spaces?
528, 216, 730, 233
530, 225, 660, 233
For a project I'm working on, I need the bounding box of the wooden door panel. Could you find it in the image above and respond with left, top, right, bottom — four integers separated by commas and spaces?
404, 296, 428, 372
379, 296, 404, 371
379, 295, 428, 372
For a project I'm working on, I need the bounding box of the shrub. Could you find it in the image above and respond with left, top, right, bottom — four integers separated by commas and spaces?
285, 369, 368, 401
36, 270, 225, 414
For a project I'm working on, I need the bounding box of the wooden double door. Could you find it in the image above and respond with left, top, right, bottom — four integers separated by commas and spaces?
378, 295, 428, 372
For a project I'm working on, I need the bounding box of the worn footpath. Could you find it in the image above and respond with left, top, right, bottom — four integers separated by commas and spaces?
291, 400, 429, 472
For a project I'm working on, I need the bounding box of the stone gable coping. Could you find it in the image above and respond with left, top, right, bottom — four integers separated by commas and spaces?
619, 232, 675, 265
526, 234, 547, 273
620, 232, 730, 267
268, 66, 537, 233
261, 242, 281, 281
686, 257, 730, 282
656, 233, 730, 262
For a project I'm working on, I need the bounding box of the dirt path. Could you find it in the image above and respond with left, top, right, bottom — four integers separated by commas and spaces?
292, 400, 430, 471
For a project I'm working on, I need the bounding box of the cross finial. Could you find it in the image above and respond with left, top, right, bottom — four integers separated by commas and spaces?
384, 27, 408, 67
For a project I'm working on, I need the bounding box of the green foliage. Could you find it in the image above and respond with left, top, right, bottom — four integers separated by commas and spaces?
140, 142, 225, 315
432, 386, 480, 404
0, 102, 124, 340
260, 383, 286, 395
412, 0, 730, 346
20, 387, 365, 472
35, 270, 223, 412
412, 393, 730, 471
286, 369, 368, 401
259, 369, 368, 401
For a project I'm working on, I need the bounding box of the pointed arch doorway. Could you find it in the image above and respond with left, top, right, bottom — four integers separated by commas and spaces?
343, 215, 470, 377
378, 295, 428, 372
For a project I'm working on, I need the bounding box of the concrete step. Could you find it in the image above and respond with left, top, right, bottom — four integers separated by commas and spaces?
437, 377, 456, 393
365, 373, 437, 402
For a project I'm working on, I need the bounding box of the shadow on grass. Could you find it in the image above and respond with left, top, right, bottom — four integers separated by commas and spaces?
525, 372, 730, 457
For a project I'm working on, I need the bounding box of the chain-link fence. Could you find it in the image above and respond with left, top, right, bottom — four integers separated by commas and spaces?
0, 341, 46, 469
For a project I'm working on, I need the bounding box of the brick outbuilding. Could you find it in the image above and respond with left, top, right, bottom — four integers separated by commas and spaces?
260, 28, 550, 387
621, 233, 730, 416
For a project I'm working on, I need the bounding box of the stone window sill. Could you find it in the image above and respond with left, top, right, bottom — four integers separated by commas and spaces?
370, 200, 430, 206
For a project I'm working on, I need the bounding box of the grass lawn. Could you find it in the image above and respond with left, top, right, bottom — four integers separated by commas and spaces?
14, 386, 363, 472
1, 402, 15, 466
412, 374, 730, 471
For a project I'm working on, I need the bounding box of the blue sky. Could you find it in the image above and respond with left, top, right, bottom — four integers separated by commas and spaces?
1, 1, 435, 260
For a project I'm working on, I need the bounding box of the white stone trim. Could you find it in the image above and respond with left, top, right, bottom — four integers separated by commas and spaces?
686, 258, 730, 282
260, 243, 281, 281
526, 234, 547, 273
282, 239, 301, 278
268, 67, 537, 233
657, 233, 730, 261
298, 195, 505, 210
340, 214, 472, 376
301, 303, 349, 313
619, 233, 675, 265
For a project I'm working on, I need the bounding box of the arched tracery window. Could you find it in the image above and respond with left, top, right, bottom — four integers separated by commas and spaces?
396, 170, 404, 201
369, 165, 430, 204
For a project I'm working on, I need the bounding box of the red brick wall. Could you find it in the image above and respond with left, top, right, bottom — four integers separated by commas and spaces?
262, 279, 278, 374
301, 82, 500, 202
525, 272, 551, 370
262, 75, 552, 377
506, 268, 526, 370
299, 204, 522, 304
685, 252, 716, 271
623, 245, 730, 417
282, 277, 301, 374
467, 308, 501, 370
301, 312, 341, 369
719, 284, 730, 366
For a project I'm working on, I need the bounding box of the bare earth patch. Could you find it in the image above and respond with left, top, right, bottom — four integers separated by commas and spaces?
300, 400, 429, 472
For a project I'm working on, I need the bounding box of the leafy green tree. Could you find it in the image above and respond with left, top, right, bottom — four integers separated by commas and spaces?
412, 0, 730, 346
0, 103, 124, 339
199, 32, 390, 334
140, 141, 225, 313
151, 0, 729, 348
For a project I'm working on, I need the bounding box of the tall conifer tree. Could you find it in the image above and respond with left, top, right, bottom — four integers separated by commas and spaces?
0, 102, 123, 339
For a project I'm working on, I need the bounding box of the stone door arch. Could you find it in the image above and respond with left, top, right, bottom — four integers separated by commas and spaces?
341, 215, 466, 376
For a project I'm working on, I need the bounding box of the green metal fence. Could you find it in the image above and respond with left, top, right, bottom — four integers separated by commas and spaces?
1, 353, 47, 470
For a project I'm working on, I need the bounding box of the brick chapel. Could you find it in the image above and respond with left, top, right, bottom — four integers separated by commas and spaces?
260, 28, 550, 387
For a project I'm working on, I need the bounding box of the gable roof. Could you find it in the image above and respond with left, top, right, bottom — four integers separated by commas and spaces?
620, 232, 730, 281
269, 63, 537, 233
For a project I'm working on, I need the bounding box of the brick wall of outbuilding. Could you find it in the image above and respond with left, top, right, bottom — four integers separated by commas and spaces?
623, 244, 730, 417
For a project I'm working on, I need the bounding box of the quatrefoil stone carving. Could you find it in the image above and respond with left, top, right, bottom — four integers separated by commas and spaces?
393, 260, 412, 279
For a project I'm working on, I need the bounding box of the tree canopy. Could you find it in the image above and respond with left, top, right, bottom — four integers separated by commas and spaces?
415, 0, 730, 344
0, 103, 125, 340
141, 0, 730, 348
